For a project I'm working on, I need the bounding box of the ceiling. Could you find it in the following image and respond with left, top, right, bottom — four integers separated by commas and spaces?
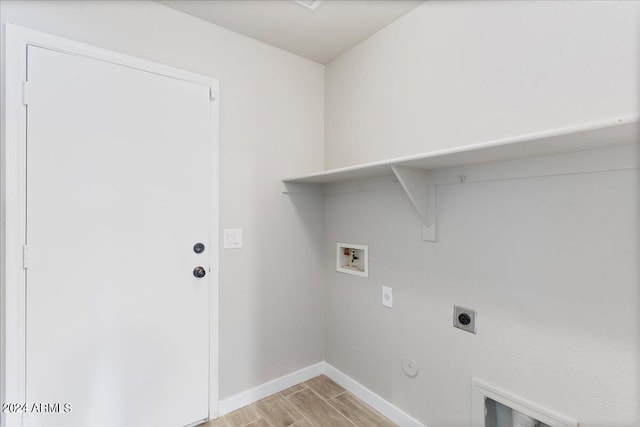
158, 0, 424, 64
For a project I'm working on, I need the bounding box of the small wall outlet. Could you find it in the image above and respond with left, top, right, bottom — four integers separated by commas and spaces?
453, 305, 477, 334
336, 243, 368, 277
382, 286, 393, 308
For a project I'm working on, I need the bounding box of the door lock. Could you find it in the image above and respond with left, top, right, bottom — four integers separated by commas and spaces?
193, 266, 206, 278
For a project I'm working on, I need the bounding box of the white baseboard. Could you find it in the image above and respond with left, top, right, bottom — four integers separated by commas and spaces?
218, 361, 325, 416
218, 361, 426, 427
322, 363, 426, 427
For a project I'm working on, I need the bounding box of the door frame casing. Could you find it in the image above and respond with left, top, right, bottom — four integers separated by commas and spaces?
1, 24, 220, 426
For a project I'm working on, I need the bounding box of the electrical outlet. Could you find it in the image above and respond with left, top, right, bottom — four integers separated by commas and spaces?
382, 286, 393, 308
453, 305, 476, 333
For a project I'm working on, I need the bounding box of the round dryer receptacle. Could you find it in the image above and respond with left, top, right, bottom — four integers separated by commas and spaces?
401, 356, 419, 378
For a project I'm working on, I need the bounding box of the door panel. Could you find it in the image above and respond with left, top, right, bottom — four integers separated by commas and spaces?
26, 45, 211, 427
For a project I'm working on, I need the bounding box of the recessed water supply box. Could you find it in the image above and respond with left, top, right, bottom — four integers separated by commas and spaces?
336, 243, 368, 277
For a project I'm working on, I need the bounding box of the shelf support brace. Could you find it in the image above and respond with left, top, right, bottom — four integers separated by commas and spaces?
391, 166, 436, 242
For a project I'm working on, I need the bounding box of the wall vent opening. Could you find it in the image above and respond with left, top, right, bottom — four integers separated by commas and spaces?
472, 378, 578, 427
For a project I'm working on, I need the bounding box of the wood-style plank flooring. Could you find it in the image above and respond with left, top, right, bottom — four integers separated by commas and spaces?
204, 375, 397, 427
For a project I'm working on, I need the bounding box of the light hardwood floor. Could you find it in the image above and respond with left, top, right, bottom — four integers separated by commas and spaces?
205, 375, 397, 427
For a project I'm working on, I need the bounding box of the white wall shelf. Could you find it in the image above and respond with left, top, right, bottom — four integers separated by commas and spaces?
282, 116, 640, 242
283, 116, 639, 185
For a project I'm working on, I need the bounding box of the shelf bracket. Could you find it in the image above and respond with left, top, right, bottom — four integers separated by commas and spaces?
391, 166, 436, 242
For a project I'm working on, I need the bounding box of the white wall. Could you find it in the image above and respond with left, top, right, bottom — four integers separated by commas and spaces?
323, 146, 639, 426
0, 0, 326, 400
325, 0, 640, 169
3, 2, 638, 426
323, 1, 639, 425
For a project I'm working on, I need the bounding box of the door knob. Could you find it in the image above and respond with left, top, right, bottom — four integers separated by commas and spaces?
193, 266, 206, 278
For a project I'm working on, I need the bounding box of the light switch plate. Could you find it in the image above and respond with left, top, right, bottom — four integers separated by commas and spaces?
223, 228, 243, 249
382, 286, 393, 308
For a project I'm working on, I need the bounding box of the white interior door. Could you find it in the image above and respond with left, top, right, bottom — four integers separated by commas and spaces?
25, 45, 213, 427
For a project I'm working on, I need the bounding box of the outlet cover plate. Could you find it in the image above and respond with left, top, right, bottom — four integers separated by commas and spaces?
453, 305, 477, 334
